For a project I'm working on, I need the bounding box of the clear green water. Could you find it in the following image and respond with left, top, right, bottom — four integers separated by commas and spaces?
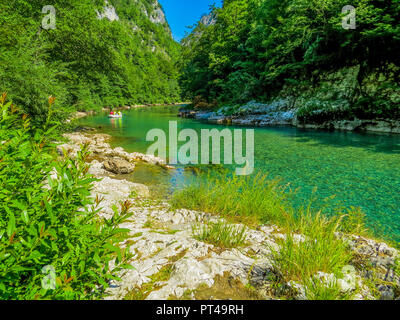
79, 106, 400, 242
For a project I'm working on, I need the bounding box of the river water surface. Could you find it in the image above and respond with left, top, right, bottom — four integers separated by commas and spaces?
78, 106, 400, 242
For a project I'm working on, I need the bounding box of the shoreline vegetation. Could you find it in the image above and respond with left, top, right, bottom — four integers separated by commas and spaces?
1, 0, 181, 125
74, 100, 400, 136
73, 100, 400, 136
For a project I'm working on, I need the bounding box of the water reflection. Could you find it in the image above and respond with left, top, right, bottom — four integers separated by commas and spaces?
110, 117, 123, 132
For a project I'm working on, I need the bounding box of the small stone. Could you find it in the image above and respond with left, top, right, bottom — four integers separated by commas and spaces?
88, 160, 107, 176
103, 157, 135, 174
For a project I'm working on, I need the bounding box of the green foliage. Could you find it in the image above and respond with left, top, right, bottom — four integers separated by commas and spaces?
302, 276, 354, 300
0, 0, 181, 124
181, 0, 400, 119
336, 207, 368, 237
271, 211, 353, 283
0, 95, 133, 299
170, 173, 291, 227
192, 221, 247, 248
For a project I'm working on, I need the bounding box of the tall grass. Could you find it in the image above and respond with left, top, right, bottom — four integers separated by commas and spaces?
170, 173, 292, 227
337, 207, 368, 237
170, 172, 366, 234
270, 210, 353, 282
302, 276, 354, 300
170, 172, 369, 299
192, 221, 247, 248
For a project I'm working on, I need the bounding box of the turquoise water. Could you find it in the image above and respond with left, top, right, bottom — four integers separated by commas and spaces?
79, 106, 400, 241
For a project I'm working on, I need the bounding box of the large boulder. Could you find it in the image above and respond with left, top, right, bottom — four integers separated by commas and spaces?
103, 157, 135, 174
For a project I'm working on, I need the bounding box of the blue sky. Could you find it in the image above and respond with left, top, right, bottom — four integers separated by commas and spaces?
159, 0, 223, 42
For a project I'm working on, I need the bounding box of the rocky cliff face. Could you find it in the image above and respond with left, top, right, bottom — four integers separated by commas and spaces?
181, 12, 217, 47
199, 13, 216, 27
99, 0, 172, 36
96, 1, 120, 21
133, 0, 169, 29
98, 0, 177, 61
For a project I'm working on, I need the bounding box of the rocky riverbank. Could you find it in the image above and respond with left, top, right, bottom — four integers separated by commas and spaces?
179, 101, 400, 134
58, 132, 173, 172
58, 132, 400, 300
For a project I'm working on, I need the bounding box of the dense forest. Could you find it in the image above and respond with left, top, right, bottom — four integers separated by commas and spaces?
181, 0, 400, 122
0, 0, 181, 124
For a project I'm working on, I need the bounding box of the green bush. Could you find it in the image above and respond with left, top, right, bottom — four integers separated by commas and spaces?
0, 94, 133, 299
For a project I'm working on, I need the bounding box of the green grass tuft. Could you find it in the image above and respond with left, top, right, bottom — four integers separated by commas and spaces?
192, 221, 247, 249
170, 173, 291, 227
270, 210, 353, 281
303, 276, 355, 300
125, 264, 174, 300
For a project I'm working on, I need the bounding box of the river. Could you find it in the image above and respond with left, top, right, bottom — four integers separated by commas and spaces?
78, 105, 400, 242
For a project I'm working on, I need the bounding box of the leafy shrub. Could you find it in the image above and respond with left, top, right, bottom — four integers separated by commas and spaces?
0, 37, 71, 125
0, 94, 132, 299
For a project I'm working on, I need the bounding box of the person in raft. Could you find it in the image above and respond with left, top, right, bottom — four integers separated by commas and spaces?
110, 111, 114, 115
